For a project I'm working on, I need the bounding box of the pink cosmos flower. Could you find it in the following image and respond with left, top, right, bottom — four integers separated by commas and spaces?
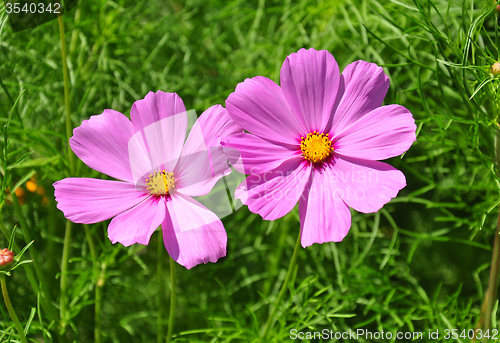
223, 48, 416, 247
54, 91, 242, 269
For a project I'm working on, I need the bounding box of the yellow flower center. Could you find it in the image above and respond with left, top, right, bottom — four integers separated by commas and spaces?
146, 170, 175, 195
300, 131, 333, 163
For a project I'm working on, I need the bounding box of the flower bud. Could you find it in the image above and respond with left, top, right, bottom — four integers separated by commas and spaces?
26, 180, 37, 193
0, 249, 14, 268
492, 62, 500, 75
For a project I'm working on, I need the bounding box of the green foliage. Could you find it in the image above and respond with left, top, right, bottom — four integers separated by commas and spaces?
0, 0, 500, 342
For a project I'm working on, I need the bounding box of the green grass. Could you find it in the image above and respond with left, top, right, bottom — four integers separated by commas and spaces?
1, 0, 500, 342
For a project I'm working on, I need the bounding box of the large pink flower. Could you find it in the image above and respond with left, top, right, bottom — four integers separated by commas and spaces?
223, 48, 416, 247
54, 91, 242, 269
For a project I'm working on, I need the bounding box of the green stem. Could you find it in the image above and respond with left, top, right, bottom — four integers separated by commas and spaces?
84, 225, 97, 265
157, 230, 164, 343
1, 274, 28, 343
261, 231, 301, 339
84, 224, 101, 343
0, 221, 40, 306
222, 176, 235, 213
58, 12, 75, 333
95, 280, 102, 343
482, 206, 500, 339
59, 219, 72, 329
477, 127, 500, 342
58, 14, 75, 175
166, 256, 176, 343
95, 262, 106, 343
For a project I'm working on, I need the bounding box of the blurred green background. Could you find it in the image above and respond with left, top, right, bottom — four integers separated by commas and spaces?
1, 0, 500, 342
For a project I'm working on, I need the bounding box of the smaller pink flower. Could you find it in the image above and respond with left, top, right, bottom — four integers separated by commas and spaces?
0, 249, 14, 267
223, 48, 416, 247
54, 91, 242, 269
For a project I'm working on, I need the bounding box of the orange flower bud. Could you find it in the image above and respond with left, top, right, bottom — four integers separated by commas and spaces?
26, 180, 37, 193
14, 188, 25, 198
13, 187, 26, 205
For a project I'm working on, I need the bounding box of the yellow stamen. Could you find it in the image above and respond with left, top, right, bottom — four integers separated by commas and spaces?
300, 132, 333, 163
145, 170, 175, 195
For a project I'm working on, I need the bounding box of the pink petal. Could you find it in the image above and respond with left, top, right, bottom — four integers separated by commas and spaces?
329, 156, 406, 213
281, 48, 340, 133
173, 105, 243, 196
184, 105, 243, 151
130, 91, 187, 133
108, 196, 166, 247
54, 178, 148, 224
299, 169, 351, 247
174, 147, 229, 197
226, 76, 305, 145
127, 132, 154, 187
131, 91, 187, 171
221, 133, 299, 175
163, 194, 227, 269
142, 114, 187, 172
330, 60, 390, 134
334, 104, 416, 160
69, 109, 135, 182
235, 158, 312, 221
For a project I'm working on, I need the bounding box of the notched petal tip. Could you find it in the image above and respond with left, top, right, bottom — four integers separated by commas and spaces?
281, 47, 340, 134
163, 195, 228, 269
108, 196, 166, 248
178, 248, 227, 270
300, 234, 346, 248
